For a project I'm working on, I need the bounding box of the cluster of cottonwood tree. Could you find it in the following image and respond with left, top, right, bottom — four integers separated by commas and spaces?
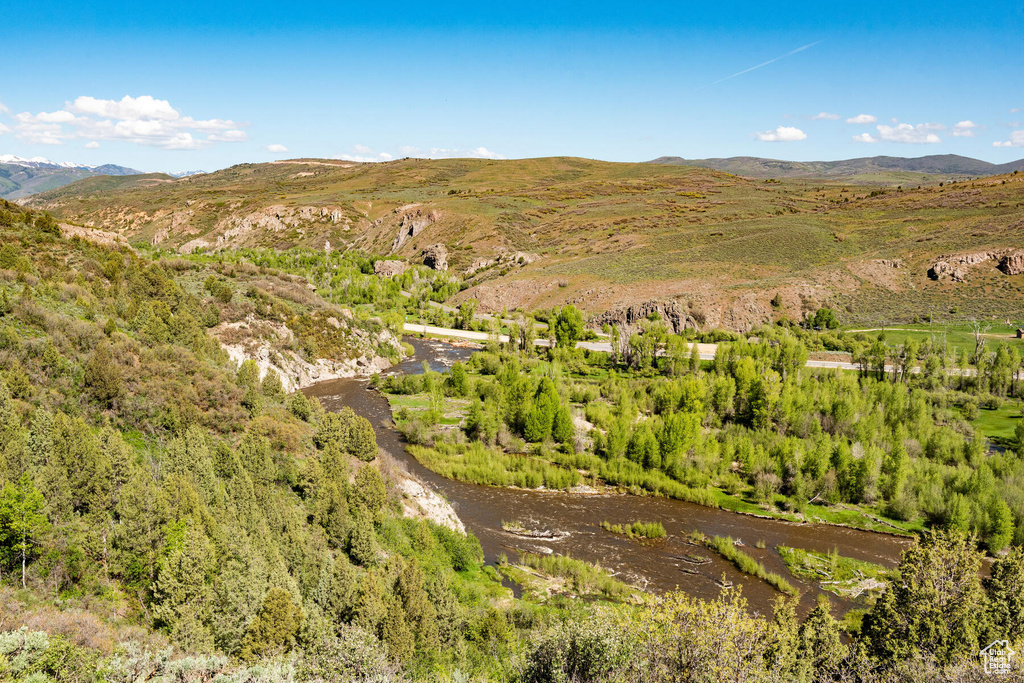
403, 322, 1024, 553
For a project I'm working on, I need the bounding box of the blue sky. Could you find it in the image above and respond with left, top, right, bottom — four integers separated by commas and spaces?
2, 1, 1022, 172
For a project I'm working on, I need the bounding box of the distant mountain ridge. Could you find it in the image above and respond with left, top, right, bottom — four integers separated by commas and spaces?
0, 155, 143, 200
647, 154, 1024, 180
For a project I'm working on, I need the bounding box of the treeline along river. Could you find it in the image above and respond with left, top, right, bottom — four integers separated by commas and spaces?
307, 338, 910, 616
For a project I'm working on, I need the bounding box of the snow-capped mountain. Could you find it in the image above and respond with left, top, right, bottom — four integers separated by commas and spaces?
0, 154, 90, 169
1, 155, 144, 200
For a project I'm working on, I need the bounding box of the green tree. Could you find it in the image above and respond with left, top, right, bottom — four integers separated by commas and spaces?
985, 498, 1015, 554
261, 369, 285, 400
381, 598, 414, 661
237, 359, 261, 389
348, 510, 377, 566
985, 547, 1024, 643
862, 529, 986, 666
552, 405, 574, 444
796, 595, 847, 677
553, 305, 584, 349
239, 587, 303, 661
353, 466, 387, 524
84, 343, 123, 407
0, 474, 49, 588
151, 525, 215, 653
288, 391, 313, 421
446, 362, 469, 396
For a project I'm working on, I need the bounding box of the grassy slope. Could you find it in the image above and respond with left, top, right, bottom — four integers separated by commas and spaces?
25, 157, 1024, 327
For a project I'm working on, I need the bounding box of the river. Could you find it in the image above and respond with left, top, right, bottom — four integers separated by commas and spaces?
306, 337, 910, 617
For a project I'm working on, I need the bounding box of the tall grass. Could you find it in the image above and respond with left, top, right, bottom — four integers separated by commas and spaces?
601, 520, 667, 539
407, 442, 581, 490
692, 532, 798, 597
514, 552, 634, 601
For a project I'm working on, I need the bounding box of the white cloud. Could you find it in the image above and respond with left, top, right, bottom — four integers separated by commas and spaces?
1011, 107, 1021, 113
14, 112, 66, 145
207, 129, 247, 142
336, 144, 394, 163
993, 130, 1024, 148
811, 112, 840, 120
0, 101, 9, 114
470, 147, 503, 159
876, 122, 943, 144
395, 145, 505, 159
84, 141, 100, 149
846, 114, 878, 124
951, 120, 978, 137
266, 143, 289, 153
754, 126, 807, 142
70, 95, 179, 121
11, 95, 248, 149
35, 110, 77, 123
852, 133, 878, 143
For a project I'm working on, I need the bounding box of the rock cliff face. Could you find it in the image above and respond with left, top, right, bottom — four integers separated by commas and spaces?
176, 204, 350, 253
389, 206, 441, 253
590, 299, 698, 334
997, 251, 1024, 276
927, 249, 1021, 281
210, 317, 400, 393
374, 260, 407, 278
421, 244, 449, 271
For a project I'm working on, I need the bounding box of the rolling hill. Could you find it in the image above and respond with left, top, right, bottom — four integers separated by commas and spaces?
648, 154, 1024, 183
24, 156, 1024, 330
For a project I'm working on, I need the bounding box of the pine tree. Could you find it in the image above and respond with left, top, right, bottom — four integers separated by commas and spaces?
84, 342, 123, 407
354, 572, 387, 635
985, 547, 1024, 643
288, 391, 313, 421
797, 595, 847, 677
348, 509, 377, 566
239, 587, 303, 661
237, 359, 261, 388
552, 405, 574, 444
261, 369, 285, 400
354, 466, 387, 524
862, 529, 986, 666
381, 597, 415, 661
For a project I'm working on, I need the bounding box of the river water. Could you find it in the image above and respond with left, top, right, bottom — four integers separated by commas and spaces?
306, 337, 910, 617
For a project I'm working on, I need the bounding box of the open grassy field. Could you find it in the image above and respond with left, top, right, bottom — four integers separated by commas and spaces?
25, 157, 1024, 330
844, 322, 1024, 356
972, 401, 1024, 446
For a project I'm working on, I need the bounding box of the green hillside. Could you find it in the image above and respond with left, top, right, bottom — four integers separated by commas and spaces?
26, 157, 1024, 331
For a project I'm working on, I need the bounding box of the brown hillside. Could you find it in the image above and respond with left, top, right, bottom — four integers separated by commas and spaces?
26, 158, 1024, 329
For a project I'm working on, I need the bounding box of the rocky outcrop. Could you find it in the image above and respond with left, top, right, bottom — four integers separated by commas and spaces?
390, 206, 441, 252
590, 299, 699, 334
421, 244, 448, 271
374, 260, 407, 278
928, 250, 1014, 281
210, 317, 400, 393
997, 250, 1024, 276
875, 259, 903, 269
394, 473, 465, 534
58, 223, 134, 250
465, 249, 542, 276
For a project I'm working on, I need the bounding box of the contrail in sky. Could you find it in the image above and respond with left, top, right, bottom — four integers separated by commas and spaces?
698, 40, 823, 90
